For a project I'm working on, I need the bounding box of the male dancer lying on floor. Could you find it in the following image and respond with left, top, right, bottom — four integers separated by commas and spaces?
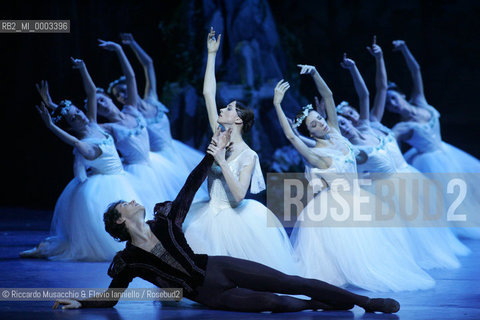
53, 128, 400, 313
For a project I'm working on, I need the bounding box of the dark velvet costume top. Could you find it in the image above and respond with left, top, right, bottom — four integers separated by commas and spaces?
80, 154, 213, 308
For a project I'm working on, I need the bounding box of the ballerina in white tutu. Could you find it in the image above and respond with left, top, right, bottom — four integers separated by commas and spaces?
386, 40, 480, 238
182, 28, 299, 276
336, 39, 469, 269
274, 63, 435, 292
108, 33, 207, 178
20, 58, 140, 261
96, 38, 197, 214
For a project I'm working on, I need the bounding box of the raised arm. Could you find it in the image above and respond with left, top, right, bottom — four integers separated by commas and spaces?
298, 64, 339, 131
273, 80, 327, 169
367, 36, 388, 122
99, 39, 138, 107
120, 33, 157, 101
392, 40, 427, 105
35, 103, 100, 160
203, 27, 221, 133
36, 80, 58, 110
340, 53, 370, 121
71, 58, 97, 122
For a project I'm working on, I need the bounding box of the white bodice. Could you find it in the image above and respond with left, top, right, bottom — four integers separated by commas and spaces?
208, 148, 265, 212
305, 131, 358, 187
73, 129, 124, 181
395, 104, 442, 153
142, 98, 174, 152
108, 106, 151, 165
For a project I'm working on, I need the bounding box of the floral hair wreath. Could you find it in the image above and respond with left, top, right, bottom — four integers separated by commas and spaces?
335, 101, 351, 113
292, 104, 313, 128
107, 76, 126, 94
52, 100, 73, 124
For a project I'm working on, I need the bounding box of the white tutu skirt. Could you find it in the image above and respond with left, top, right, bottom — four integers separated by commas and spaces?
362, 173, 469, 270
150, 151, 209, 203
124, 163, 169, 220
183, 199, 300, 276
291, 189, 435, 292
150, 152, 208, 202
404, 142, 480, 239
40, 173, 139, 261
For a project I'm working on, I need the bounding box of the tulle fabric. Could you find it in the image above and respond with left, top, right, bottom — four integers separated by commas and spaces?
38, 133, 140, 261
358, 130, 469, 270
397, 104, 480, 238
144, 100, 209, 201
183, 147, 299, 275
292, 130, 435, 291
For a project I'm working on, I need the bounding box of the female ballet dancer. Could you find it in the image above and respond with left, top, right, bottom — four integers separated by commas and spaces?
274, 64, 435, 292
336, 43, 469, 269
20, 58, 140, 261
53, 131, 399, 313
182, 28, 298, 275
96, 39, 197, 215
108, 33, 205, 173
386, 40, 480, 238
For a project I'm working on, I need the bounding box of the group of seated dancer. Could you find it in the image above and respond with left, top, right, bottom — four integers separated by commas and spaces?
22, 27, 480, 313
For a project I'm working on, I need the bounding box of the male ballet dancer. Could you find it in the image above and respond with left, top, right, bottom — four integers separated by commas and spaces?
54, 128, 399, 313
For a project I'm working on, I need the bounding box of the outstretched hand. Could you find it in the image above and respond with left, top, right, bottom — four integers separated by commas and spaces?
273, 79, 290, 106
98, 39, 121, 51
70, 57, 85, 69
120, 33, 135, 45
207, 127, 232, 164
366, 35, 383, 58
297, 64, 317, 76
340, 53, 355, 69
207, 27, 221, 54
392, 40, 406, 51
53, 299, 81, 310
36, 80, 54, 109
35, 102, 53, 128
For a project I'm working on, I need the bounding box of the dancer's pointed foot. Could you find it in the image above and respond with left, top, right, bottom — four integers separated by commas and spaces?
363, 298, 400, 313
19, 242, 47, 258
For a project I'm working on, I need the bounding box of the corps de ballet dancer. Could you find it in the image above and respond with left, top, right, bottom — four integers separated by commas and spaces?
20, 58, 140, 261
273, 63, 435, 292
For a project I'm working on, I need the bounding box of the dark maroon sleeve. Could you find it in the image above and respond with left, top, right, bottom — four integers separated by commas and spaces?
169, 154, 213, 226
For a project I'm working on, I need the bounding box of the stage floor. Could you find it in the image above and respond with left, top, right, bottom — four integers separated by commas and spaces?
1, 207, 479, 319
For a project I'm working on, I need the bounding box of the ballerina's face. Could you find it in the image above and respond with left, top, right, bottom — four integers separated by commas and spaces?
306, 111, 330, 138
339, 106, 360, 123
96, 93, 119, 118
337, 115, 356, 140
386, 90, 408, 113
112, 84, 128, 106
115, 200, 145, 222
64, 105, 89, 131
218, 101, 242, 126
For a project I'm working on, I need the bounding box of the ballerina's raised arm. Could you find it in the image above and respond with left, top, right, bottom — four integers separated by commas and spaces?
203, 27, 222, 133
392, 39, 427, 106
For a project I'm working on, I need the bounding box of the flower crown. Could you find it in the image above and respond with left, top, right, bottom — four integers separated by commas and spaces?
292, 104, 313, 128
52, 100, 73, 124
335, 101, 350, 113
107, 76, 126, 94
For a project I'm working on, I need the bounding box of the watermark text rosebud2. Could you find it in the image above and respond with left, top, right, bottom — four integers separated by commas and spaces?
266, 172, 477, 228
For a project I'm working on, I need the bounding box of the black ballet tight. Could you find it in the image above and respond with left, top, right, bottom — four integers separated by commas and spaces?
194, 256, 369, 312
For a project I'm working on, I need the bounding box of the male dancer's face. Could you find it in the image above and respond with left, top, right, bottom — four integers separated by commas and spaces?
115, 200, 145, 223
